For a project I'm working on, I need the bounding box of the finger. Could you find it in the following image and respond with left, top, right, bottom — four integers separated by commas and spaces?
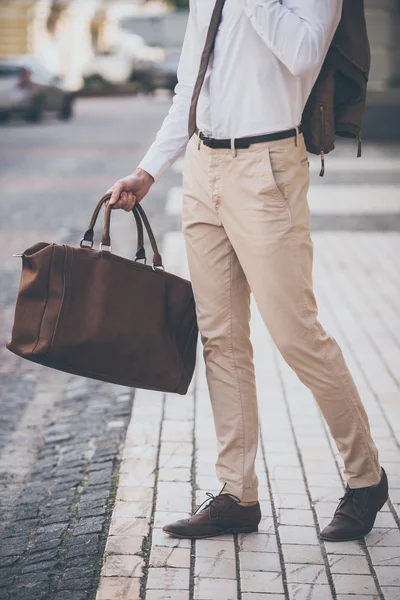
125, 192, 136, 211
111, 199, 125, 210
109, 182, 123, 205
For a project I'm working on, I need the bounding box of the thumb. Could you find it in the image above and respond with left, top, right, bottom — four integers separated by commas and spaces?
109, 182, 123, 205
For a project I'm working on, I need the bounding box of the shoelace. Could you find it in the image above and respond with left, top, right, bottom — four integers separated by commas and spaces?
337, 487, 355, 510
193, 484, 240, 518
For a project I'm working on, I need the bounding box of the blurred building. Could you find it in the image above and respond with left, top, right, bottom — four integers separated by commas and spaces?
0, 0, 100, 89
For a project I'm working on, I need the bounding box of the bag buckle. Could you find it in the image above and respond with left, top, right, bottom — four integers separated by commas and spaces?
80, 238, 93, 249
100, 243, 112, 253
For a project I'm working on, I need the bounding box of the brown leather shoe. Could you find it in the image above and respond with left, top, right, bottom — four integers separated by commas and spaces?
162, 491, 261, 539
320, 468, 388, 542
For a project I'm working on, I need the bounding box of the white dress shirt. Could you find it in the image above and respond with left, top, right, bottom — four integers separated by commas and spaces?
138, 0, 342, 182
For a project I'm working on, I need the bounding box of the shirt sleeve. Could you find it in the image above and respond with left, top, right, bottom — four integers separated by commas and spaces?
138, 3, 202, 182
244, 0, 343, 77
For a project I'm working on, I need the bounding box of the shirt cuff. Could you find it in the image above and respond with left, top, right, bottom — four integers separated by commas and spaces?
137, 147, 172, 183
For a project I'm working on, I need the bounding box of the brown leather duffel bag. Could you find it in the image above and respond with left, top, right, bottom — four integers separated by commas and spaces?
6, 194, 198, 395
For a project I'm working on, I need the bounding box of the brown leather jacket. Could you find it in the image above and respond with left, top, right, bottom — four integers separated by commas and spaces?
302, 0, 370, 171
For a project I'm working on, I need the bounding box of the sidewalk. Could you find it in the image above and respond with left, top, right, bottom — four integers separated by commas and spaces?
95, 218, 400, 599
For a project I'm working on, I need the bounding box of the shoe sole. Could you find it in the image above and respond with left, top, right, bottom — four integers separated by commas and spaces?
163, 525, 258, 539
319, 532, 368, 542
319, 497, 389, 543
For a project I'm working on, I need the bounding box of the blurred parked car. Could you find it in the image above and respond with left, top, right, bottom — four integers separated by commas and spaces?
144, 49, 180, 92
119, 11, 187, 92
0, 57, 74, 123
82, 34, 164, 93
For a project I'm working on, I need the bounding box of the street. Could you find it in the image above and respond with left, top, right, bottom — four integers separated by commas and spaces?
1, 96, 400, 600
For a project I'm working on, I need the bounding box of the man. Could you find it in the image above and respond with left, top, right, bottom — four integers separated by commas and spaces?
107, 0, 388, 542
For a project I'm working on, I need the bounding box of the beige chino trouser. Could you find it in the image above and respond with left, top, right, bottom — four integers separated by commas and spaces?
182, 131, 381, 502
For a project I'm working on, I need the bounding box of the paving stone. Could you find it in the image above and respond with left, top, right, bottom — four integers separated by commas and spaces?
105, 535, 143, 556
195, 539, 235, 560
242, 595, 285, 600
73, 516, 104, 536
116, 486, 154, 503
287, 583, 334, 600
96, 576, 141, 600
108, 517, 149, 537
30, 536, 62, 552
151, 528, 191, 549
0, 536, 28, 557
155, 494, 192, 512
146, 592, 190, 600
373, 565, 400, 585
158, 467, 192, 482
54, 593, 88, 600
150, 546, 191, 568
285, 563, 328, 584
368, 546, 400, 566
276, 509, 315, 527
147, 566, 190, 590
271, 480, 307, 495
273, 494, 310, 509
195, 557, 236, 579
365, 528, 400, 547
374, 511, 399, 528
154, 511, 190, 529
282, 544, 325, 565
323, 540, 365, 555
381, 587, 400, 600
193, 576, 237, 600
239, 551, 281, 572
162, 421, 193, 443
111, 501, 152, 519
258, 516, 275, 534
332, 574, 379, 595
158, 453, 192, 469
278, 525, 319, 545
102, 554, 144, 578
240, 570, 284, 594
122, 446, 158, 460
20, 560, 56, 574
335, 596, 380, 600
157, 481, 192, 498
66, 534, 101, 558
61, 565, 96, 581
328, 553, 370, 574
160, 441, 193, 456
238, 533, 278, 553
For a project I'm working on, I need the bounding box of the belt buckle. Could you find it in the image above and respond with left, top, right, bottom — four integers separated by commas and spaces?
199, 131, 213, 148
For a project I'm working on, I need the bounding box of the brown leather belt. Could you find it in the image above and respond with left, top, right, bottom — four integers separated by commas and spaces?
195, 125, 303, 149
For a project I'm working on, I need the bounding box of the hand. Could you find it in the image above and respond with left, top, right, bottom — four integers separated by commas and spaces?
107, 168, 154, 212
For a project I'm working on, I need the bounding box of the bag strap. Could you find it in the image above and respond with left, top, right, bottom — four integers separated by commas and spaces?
188, 0, 226, 138
81, 193, 146, 261
101, 196, 163, 269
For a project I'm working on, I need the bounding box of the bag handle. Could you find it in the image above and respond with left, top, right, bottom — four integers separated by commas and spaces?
101, 195, 164, 269
81, 193, 146, 262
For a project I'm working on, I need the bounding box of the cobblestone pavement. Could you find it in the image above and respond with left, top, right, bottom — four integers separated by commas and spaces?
1, 96, 400, 600
0, 96, 181, 600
